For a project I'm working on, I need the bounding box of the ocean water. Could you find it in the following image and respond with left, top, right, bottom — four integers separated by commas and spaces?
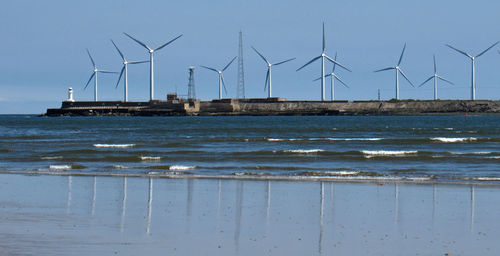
1, 115, 500, 183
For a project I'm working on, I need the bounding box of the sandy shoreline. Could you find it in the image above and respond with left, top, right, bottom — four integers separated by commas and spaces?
2, 169, 500, 187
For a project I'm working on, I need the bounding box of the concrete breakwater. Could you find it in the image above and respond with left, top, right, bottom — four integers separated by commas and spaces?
44, 98, 500, 116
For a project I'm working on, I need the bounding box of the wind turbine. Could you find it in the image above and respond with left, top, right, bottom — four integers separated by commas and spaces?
374, 43, 414, 100
200, 57, 237, 100
84, 49, 118, 102
297, 23, 351, 101
446, 41, 499, 100
124, 32, 182, 101
110, 40, 149, 102
313, 52, 349, 101
419, 55, 453, 100
251, 46, 295, 98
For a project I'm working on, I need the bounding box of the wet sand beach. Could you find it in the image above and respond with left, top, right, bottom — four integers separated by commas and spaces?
0, 173, 498, 255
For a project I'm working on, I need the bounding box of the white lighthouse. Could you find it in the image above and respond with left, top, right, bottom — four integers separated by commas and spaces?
67, 88, 75, 102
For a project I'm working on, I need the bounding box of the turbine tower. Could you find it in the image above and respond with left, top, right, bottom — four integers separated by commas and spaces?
84, 49, 117, 102
251, 46, 295, 98
419, 55, 454, 100
313, 53, 349, 101
124, 32, 182, 101
237, 31, 246, 99
201, 57, 237, 100
111, 40, 149, 102
374, 43, 414, 100
297, 23, 351, 101
446, 41, 499, 100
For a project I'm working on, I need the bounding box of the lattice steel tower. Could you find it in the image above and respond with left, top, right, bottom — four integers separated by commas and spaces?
188, 66, 196, 100
237, 31, 246, 98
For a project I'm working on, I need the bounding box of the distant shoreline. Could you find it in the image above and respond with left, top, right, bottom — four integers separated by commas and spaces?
44, 98, 500, 116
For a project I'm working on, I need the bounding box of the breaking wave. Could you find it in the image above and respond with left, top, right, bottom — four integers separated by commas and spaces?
93, 144, 136, 148
169, 165, 196, 171
283, 149, 325, 154
430, 137, 477, 143
362, 150, 418, 157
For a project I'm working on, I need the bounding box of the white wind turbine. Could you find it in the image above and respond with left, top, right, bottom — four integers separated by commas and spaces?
251, 46, 295, 98
313, 52, 349, 101
297, 23, 351, 101
419, 55, 453, 100
124, 33, 182, 101
446, 41, 499, 100
110, 40, 149, 102
84, 49, 118, 102
201, 57, 237, 99
374, 43, 414, 100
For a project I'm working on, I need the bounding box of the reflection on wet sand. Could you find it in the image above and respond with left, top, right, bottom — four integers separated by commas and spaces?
2, 174, 499, 256
121, 177, 127, 232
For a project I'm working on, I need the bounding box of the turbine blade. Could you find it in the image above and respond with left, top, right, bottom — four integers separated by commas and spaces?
86, 49, 96, 68
222, 56, 237, 72
332, 52, 337, 72
128, 60, 150, 64
296, 56, 321, 71
325, 55, 351, 72
374, 67, 394, 73
264, 69, 269, 91
446, 44, 472, 58
398, 68, 414, 87
154, 34, 183, 51
475, 41, 499, 58
116, 66, 125, 88
221, 74, 228, 94
200, 65, 218, 73
333, 74, 349, 88
437, 75, 454, 85
397, 43, 406, 66
110, 39, 125, 61
322, 22, 326, 53
433, 54, 437, 73
98, 70, 119, 74
314, 73, 332, 81
418, 76, 434, 88
84, 73, 95, 90
251, 46, 269, 65
273, 58, 295, 66
123, 33, 152, 51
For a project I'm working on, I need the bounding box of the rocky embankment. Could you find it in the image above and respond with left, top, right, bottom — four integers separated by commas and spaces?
44, 99, 500, 116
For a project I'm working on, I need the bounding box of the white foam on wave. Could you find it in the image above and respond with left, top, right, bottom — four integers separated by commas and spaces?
140, 156, 161, 161
474, 177, 500, 181
327, 138, 382, 141
444, 128, 455, 130
41, 156, 63, 160
430, 137, 476, 143
487, 156, 500, 159
324, 171, 360, 175
169, 165, 196, 171
285, 149, 325, 154
267, 138, 285, 142
94, 144, 136, 148
49, 165, 71, 170
112, 165, 129, 169
362, 150, 418, 157
450, 151, 492, 155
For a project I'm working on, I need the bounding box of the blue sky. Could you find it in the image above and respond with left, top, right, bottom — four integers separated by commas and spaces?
1, 0, 499, 113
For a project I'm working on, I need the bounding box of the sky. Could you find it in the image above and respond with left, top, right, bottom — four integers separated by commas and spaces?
1, 0, 500, 113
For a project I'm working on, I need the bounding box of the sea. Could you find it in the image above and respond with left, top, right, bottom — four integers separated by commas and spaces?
1, 114, 499, 183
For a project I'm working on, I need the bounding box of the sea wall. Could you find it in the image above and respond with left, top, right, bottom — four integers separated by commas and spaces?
44, 99, 500, 116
